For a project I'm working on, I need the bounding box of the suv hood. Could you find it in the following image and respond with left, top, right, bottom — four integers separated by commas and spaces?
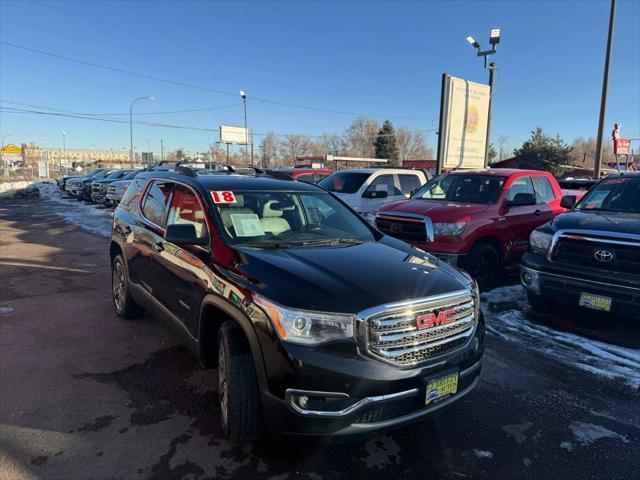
551, 210, 640, 235
235, 237, 471, 313
380, 199, 491, 222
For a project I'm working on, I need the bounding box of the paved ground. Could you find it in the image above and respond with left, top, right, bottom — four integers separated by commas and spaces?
1, 194, 639, 480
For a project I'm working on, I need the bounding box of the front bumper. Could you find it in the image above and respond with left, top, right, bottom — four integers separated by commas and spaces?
521, 253, 640, 317
105, 193, 123, 205
91, 192, 107, 203
258, 314, 484, 436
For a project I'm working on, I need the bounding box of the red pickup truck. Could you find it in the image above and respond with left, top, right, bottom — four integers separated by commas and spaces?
375, 169, 577, 289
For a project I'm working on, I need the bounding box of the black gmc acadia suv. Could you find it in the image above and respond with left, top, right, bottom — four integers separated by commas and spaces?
110, 169, 484, 444
523, 173, 640, 317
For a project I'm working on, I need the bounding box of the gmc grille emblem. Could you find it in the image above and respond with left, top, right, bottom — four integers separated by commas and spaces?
593, 249, 614, 263
416, 309, 456, 330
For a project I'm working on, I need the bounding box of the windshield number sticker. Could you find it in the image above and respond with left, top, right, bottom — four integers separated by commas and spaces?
211, 191, 236, 204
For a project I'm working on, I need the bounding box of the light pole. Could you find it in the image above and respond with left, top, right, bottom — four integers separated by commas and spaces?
466, 28, 501, 167
130, 96, 155, 168
594, 0, 616, 179
240, 90, 251, 166
61, 131, 67, 171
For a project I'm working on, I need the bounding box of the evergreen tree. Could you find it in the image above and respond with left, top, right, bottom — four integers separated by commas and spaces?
374, 120, 399, 165
513, 127, 573, 176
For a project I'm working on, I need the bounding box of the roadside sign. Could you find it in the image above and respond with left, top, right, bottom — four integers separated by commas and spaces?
437, 75, 490, 171
614, 138, 630, 156
220, 125, 252, 145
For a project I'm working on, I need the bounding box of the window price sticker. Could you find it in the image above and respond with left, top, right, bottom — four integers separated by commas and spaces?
211, 191, 237, 204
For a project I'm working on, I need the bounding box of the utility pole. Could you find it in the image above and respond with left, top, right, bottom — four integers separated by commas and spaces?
594, 0, 617, 179
160, 139, 164, 162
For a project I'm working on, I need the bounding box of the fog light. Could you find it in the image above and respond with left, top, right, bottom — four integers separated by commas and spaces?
297, 395, 309, 408
521, 268, 540, 294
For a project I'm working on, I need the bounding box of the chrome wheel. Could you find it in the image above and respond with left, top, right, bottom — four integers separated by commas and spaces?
218, 336, 229, 430
112, 261, 126, 312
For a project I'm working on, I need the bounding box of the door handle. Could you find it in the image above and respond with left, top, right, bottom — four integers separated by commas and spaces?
534, 210, 542, 216
153, 241, 164, 253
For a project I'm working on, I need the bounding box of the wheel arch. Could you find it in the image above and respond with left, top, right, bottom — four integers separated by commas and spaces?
469, 235, 502, 262
198, 296, 267, 388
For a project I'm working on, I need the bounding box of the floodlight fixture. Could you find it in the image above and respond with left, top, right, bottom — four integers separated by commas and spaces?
466, 36, 480, 49
489, 28, 501, 45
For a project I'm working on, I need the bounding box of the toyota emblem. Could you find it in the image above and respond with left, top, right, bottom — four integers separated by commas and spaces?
593, 249, 614, 262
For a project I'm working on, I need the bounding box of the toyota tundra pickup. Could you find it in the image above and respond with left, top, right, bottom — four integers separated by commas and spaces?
375, 169, 576, 289
110, 168, 484, 444
522, 173, 640, 317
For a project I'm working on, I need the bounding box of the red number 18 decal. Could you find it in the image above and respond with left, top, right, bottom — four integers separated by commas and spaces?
211, 191, 237, 204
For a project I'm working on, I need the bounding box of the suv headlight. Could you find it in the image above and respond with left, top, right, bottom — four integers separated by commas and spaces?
253, 294, 354, 345
529, 229, 552, 255
433, 222, 466, 236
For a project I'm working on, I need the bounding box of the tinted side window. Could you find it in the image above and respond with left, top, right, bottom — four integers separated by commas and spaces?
120, 178, 145, 207
366, 174, 402, 195
532, 176, 556, 203
505, 177, 535, 202
141, 181, 173, 227
295, 174, 315, 184
398, 174, 422, 195
166, 185, 209, 240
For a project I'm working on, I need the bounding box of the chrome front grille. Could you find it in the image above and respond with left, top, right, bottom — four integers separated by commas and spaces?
361, 290, 476, 367
107, 185, 117, 195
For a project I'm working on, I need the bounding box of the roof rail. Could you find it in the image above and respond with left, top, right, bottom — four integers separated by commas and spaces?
175, 165, 198, 177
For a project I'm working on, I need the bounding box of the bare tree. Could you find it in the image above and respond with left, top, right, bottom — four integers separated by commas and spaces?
280, 135, 313, 164
570, 137, 615, 168
209, 143, 227, 163
259, 132, 279, 168
396, 128, 434, 161
343, 117, 380, 157
497, 135, 510, 161
318, 133, 344, 156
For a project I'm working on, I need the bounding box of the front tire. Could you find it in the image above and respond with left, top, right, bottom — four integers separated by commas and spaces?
218, 321, 260, 445
111, 255, 144, 319
465, 243, 500, 291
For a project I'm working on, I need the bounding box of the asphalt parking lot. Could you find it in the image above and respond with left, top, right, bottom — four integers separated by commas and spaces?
1, 192, 639, 480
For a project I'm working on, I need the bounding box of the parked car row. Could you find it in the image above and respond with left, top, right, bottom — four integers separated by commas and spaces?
104, 165, 635, 446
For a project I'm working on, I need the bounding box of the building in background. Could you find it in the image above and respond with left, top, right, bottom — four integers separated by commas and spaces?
21, 143, 131, 168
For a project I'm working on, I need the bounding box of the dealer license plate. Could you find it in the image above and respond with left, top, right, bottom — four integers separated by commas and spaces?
425, 372, 459, 405
579, 293, 612, 312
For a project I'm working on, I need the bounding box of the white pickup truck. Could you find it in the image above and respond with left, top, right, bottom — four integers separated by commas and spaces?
318, 168, 431, 221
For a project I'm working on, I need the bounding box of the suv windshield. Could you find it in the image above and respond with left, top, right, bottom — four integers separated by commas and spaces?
318, 172, 370, 194
121, 169, 143, 180
211, 190, 375, 247
575, 176, 640, 213
106, 170, 129, 179
413, 174, 505, 204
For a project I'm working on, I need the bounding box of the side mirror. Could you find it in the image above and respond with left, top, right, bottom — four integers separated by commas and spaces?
363, 190, 388, 199
560, 194, 577, 209
165, 223, 209, 246
505, 192, 536, 208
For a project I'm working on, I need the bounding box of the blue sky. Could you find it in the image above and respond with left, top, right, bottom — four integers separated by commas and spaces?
1, 0, 639, 156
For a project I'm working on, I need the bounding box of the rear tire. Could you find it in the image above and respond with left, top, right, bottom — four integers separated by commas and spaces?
111, 255, 144, 319
465, 243, 500, 291
218, 321, 261, 445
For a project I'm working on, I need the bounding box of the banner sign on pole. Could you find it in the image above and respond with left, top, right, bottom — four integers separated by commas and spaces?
614, 138, 630, 156
437, 75, 490, 170
220, 125, 252, 145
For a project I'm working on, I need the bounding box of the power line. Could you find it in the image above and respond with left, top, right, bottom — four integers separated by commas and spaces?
1, 106, 435, 139
0, 41, 433, 121
1, 100, 241, 116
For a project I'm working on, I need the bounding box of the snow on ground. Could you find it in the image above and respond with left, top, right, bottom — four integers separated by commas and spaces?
34, 182, 113, 238
483, 285, 640, 390
569, 421, 629, 446
0, 180, 41, 198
